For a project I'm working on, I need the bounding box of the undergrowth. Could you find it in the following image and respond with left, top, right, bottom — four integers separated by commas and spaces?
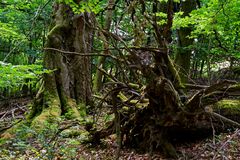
0, 121, 83, 160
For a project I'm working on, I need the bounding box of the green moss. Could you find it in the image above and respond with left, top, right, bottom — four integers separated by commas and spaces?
60, 129, 89, 142
26, 101, 42, 121
77, 103, 87, 117
0, 121, 30, 140
167, 55, 184, 89
117, 92, 128, 102
230, 83, 240, 90
64, 98, 82, 121
0, 137, 7, 145
47, 24, 66, 43
214, 99, 240, 115
31, 92, 61, 129
0, 130, 15, 139
216, 99, 240, 109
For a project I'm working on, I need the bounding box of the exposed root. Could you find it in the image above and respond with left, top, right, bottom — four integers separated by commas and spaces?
30, 91, 61, 129
0, 119, 22, 139
0, 89, 83, 139
63, 98, 82, 121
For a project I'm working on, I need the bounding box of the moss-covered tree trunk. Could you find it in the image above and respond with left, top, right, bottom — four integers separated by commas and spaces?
28, 2, 93, 127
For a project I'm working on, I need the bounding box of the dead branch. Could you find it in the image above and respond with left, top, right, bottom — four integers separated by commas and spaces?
185, 81, 238, 112
204, 80, 236, 95
0, 119, 22, 134
0, 115, 25, 122
0, 111, 8, 120
184, 83, 209, 90
0, 106, 27, 120
213, 129, 240, 160
44, 47, 119, 60
205, 106, 240, 127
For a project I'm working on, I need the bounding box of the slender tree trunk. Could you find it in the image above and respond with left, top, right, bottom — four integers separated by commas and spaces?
200, 59, 205, 78
175, 0, 196, 83
93, 0, 115, 93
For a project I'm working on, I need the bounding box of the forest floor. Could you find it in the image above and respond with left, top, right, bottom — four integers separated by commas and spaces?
0, 98, 240, 160
63, 130, 240, 160
1, 128, 240, 160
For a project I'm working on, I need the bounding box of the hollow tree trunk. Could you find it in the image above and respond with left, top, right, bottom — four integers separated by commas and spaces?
29, 2, 93, 127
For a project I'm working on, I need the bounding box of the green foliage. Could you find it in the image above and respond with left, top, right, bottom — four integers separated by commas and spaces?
173, 0, 240, 58
0, 62, 54, 97
0, 62, 51, 88
0, 22, 26, 41
63, 0, 108, 14
158, 0, 180, 3
156, 12, 167, 25
0, 0, 52, 64
0, 122, 80, 159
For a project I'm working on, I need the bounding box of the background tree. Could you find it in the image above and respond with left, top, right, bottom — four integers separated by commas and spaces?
173, 0, 240, 82
0, 0, 52, 64
93, 0, 115, 93
174, 0, 196, 83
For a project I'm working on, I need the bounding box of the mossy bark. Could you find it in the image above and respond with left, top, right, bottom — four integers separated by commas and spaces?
30, 3, 93, 126
1, 3, 93, 136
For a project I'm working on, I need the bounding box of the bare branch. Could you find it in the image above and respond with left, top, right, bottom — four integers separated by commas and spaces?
44, 47, 119, 60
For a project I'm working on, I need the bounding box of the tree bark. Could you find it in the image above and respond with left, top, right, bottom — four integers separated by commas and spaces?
29, 2, 94, 127
175, 0, 196, 83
